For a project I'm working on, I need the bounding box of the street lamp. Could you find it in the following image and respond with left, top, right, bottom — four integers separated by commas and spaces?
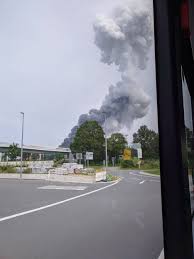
103, 113, 108, 172
20, 112, 24, 179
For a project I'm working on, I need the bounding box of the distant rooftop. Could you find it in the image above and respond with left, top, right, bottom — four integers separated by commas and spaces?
0, 142, 71, 153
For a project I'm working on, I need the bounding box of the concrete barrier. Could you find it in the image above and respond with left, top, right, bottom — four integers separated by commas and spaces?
96, 171, 106, 181
0, 161, 54, 168
0, 172, 107, 183
48, 174, 96, 184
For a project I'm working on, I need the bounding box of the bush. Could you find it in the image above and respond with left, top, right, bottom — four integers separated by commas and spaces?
120, 160, 134, 169
53, 158, 66, 167
0, 165, 17, 173
23, 168, 32, 174
5, 167, 17, 173
106, 174, 118, 182
132, 157, 139, 167
141, 160, 160, 169
0, 165, 9, 172
119, 159, 160, 170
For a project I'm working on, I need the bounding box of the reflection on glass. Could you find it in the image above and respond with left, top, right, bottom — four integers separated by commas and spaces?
182, 77, 194, 214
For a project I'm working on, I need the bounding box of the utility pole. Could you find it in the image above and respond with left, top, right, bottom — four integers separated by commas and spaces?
103, 113, 108, 172
20, 112, 24, 179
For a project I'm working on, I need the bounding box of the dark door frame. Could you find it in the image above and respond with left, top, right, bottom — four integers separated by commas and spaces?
153, 0, 193, 258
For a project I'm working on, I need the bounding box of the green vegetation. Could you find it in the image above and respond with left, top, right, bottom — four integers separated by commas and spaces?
133, 125, 159, 159
53, 158, 66, 167
0, 166, 17, 173
120, 159, 160, 174
106, 174, 118, 182
23, 168, 32, 174
107, 133, 127, 163
140, 159, 160, 169
120, 160, 134, 168
7, 143, 20, 161
143, 169, 160, 175
70, 121, 105, 163
55, 153, 65, 161
53, 153, 68, 167
0, 165, 32, 174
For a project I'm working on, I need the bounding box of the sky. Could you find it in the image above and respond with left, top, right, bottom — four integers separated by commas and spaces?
0, 0, 159, 147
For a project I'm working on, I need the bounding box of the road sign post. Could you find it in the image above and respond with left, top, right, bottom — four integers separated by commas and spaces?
76, 153, 82, 164
86, 152, 93, 167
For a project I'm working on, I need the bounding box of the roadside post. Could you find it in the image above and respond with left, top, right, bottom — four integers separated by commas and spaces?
86, 152, 93, 167
76, 153, 82, 164
20, 112, 24, 179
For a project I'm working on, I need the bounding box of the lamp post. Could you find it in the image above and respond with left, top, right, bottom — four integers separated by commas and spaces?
103, 113, 108, 172
20, 112, 24, 179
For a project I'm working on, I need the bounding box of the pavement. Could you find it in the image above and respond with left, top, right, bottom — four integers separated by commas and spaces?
0, 170, 163, 259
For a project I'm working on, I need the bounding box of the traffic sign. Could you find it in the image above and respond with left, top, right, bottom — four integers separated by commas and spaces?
123, 149, 132, 160
76, 153, 82, 160
131, 143, 142, 149
137, 148, 143, 159
86, 152, 93, 160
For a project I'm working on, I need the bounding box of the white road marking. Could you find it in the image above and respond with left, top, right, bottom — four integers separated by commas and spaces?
38, 185, 87, 191
129, 171, 160, 180
139, 180, 145, 184
0, 180, 120, 223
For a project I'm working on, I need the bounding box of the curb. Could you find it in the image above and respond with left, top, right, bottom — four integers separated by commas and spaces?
140, 171, 160, 178
100, 177, 122, 184
0, 178, 44, 181
111, 177, 122, 184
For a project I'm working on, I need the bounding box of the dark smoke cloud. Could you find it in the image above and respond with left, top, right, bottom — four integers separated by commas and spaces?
61, 2, 153, 147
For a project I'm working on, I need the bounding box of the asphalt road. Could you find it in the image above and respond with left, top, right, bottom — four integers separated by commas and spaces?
0, 170, 163, 259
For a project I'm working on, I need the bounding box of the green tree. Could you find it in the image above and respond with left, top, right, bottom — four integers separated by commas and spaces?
70, 121, 105, 162
54, 153, 65, 161
107, 133, 128, 162
133, 125, 159, 159
8, 143, 20, 161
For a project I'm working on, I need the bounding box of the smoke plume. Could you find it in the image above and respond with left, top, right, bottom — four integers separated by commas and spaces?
61, 2, 153, 147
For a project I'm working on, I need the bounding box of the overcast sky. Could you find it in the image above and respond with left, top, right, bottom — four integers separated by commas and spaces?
0, 0, 159, 147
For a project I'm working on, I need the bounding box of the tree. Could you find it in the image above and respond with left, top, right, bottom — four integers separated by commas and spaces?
107, 133, 128, 162
8, 143, 20, 161
133, 125, 159, 159
70, 121, 105, 162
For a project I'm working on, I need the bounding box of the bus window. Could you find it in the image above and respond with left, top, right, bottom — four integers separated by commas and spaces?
0, 1, 164, 259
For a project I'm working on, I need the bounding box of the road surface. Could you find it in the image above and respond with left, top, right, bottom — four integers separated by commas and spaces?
0, 170, 163, 259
